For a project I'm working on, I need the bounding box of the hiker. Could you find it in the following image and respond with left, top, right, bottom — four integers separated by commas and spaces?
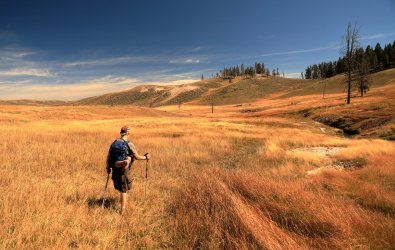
106, 126, 150, 213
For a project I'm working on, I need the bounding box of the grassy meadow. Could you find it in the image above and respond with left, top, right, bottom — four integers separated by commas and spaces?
1, 84, 395, 249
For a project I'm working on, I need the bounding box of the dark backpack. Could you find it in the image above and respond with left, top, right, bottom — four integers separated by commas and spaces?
109, 139, 130, 164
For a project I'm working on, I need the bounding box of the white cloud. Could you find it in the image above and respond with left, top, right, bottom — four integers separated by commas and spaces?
259, 44, 339, 57
0, 74, 203, 100
0, 47, 39, 67
169, 58, 201, 64
63, 56, 159, 67
361, 32, 395, 41
0, 68, 54, 77
0, 75, 139, 100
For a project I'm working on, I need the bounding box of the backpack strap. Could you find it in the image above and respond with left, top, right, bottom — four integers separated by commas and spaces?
121, 138, 131, 156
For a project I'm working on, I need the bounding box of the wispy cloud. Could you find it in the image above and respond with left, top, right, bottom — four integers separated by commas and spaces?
0, 44, 214, 99
0, 49, 36, 59
0, 74, 202, 100
63, 56, 159, 67
0, 47, 39, 67
0, 75, 139, 100
361, 32, 395, 41
259, 44, 339, 57
0, 68, 54, 77
86, 75, 139, 86
169, 58, 201, 64
183, 46, 205, 53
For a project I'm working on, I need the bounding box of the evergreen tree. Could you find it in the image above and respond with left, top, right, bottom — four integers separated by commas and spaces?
374, 43, 384, 70
236, 65, 240, 76
312, 64, 319, 79
392, 41, 395, 67
365, 45, 377, 71
383, 43, 393, 68
354, 49, 371, 97
305, 66, 312, 79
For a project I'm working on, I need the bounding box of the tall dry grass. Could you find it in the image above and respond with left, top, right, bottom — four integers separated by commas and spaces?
0, 105, 394, 249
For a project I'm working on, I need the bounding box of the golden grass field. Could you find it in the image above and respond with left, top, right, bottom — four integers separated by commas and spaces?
1, 80, 395, 249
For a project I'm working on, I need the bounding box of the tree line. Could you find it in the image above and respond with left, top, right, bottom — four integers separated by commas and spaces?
216, 62, 281, 78
304, 40, 395, 79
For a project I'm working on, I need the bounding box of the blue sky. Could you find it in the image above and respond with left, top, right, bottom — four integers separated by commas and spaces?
1, 0, 395, 100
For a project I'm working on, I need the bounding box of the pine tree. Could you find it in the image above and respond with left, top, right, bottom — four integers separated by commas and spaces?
354, 49, 371, 97
392, 41, 395, 67
365, 45, 377, 71
383, 43, 392, 68
312, 64, 319, 79
374, 43, 384, 70
305, 66, 312, 79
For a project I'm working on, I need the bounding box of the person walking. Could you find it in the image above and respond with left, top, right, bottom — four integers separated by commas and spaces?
106, 126, 150, 214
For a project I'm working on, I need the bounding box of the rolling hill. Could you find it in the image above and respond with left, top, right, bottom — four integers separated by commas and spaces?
76, 68, 395, 106
1, 69, 395, 107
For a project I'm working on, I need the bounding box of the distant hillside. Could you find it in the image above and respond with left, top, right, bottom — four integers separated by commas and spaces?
76, 76, 319, 106
0, 99, 70, 106
76, 77, 229, 106
3, 69, 395, 107
77, 69, 395, 106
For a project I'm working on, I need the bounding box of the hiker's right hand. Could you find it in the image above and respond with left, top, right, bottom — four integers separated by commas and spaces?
106, 167, 111, 174
145, 153, 150, 160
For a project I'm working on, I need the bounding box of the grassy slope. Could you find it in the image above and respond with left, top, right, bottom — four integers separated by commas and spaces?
0, 99, 71, 106
3, 69, 395, 107
76, 78, 226, 107
76, 68, 395, 106
279, 68, 395, 98
198, 77, 312, 105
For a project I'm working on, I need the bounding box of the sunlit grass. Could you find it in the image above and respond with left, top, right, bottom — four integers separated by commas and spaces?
0, 102, 394, 249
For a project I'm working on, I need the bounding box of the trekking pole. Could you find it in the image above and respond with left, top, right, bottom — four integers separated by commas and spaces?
144, 153, 149, 197
101, 173, 110, 208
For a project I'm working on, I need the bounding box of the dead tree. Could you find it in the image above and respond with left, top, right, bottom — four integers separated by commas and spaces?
342, 22, 360, 104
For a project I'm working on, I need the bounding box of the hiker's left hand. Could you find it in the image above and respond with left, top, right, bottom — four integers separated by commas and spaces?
106, 167, 111, 174
145, 153, 150, 160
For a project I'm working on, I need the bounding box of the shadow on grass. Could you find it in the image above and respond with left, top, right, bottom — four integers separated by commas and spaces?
87, 197, 118, 210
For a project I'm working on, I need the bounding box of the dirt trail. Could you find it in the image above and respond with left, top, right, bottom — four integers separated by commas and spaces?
289, 146, 347, 175
290, 146, 344, 157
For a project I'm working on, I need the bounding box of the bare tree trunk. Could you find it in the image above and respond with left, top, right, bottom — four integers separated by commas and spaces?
347, 70, 351, 104
343, 22, 360, 104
